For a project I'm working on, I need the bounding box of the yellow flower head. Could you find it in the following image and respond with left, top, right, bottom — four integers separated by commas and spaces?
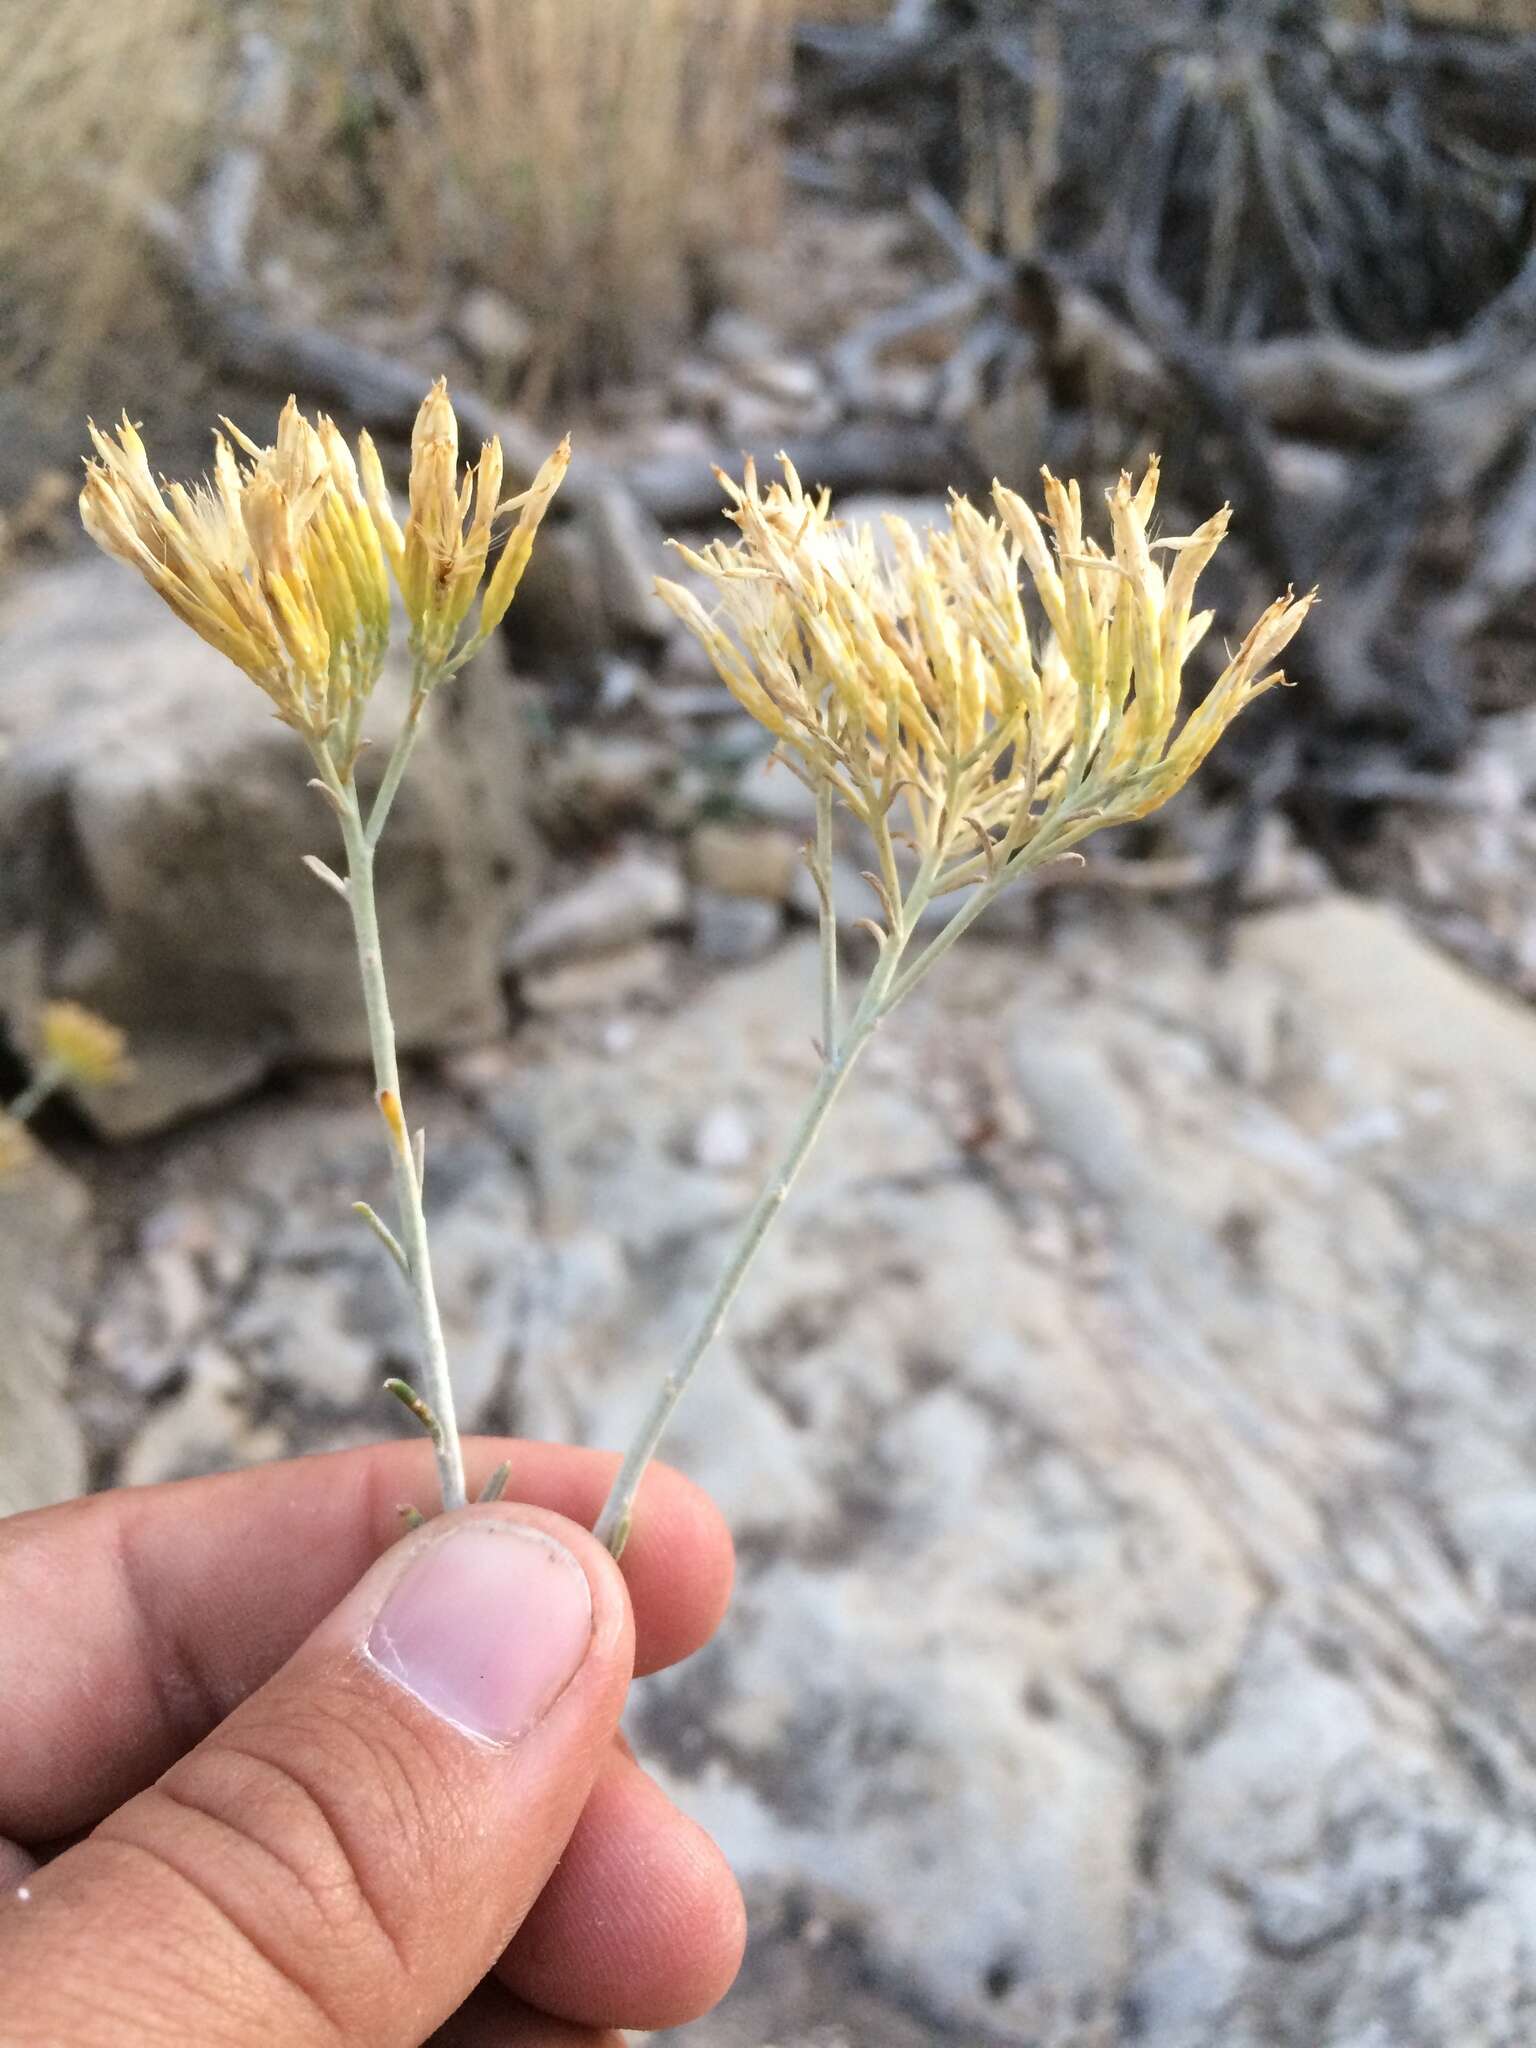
80, 400, 391, 764
659, 457, 1314, 887
357, 379, 570, 672
40, 1000, 130, 1089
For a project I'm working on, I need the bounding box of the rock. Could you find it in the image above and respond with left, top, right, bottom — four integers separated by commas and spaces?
703, 310, 779, 369
732, 755, 820, 833
693, 889, 784, 964
720, 381, 838, 445
739, 355, 827, 412
520, 940, 673, 1013
502, 518, 612, 669
863, 362, 940, 419
87, 1084, 537, 1479
119, 1343, 283, 1488
584, 483, 673, 644
668, 356, 730, 416
690, 823, 802, 902
89, 1198, 242, 1395
478, 907, 1536, 2046
1239, 809, 1331, 906
451, 286, 534, 381
689, 1102, 758, 1172
0, 1145, 92, 1514
538, 733, 682, 838
506, 849, 687, 969
227, 1255, 388, 1408
1345, 706, 1536, 1002
0, 561, 543, 1135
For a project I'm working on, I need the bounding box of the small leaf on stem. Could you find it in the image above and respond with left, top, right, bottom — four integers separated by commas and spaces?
352, 1200, 408, 1274
301, 853, 350, 901
477, 1461, 512, 1504
384, 1376, 444, 1448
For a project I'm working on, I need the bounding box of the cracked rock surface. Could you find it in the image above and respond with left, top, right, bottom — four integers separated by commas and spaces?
28, 894, 1536, 2046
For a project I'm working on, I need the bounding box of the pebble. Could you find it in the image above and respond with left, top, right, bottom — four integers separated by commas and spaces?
507, 850, 687, 969
521, 941, 673, 1014
690, 822, 802, 902
693, 889, 784, 964
690, 1102, 757, 1171
452, 286, 534, 375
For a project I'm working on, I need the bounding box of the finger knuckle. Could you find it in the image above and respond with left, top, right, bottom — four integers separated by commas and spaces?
105, 1699, 440, 2038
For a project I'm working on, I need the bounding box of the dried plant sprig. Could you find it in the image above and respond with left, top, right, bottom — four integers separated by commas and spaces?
80, 382, 567, 1520
359, 377, 570, 680
596, 457, 1313, 1552
40, 999, 130, 1090
82, 401, 392, 773
4, 998, 131, 1133
660, 455, 1311, 887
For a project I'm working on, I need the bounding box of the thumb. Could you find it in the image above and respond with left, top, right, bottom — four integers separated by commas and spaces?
1, 1504, 634, 2048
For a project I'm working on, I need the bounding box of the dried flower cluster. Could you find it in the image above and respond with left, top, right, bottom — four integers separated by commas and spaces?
39, 999, 130, 1090
661, 457, 1314, 893
358, 381, 570, 675
80, 382, 568, 764
77, 382, 570, 1518
0, 998, 129, 1176
81, 401, 392, 764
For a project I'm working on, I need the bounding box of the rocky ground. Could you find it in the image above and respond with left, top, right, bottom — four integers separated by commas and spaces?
7, 536, 1536, 2043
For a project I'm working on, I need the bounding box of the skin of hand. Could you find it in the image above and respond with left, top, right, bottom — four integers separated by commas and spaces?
0, 1439, 746, 2047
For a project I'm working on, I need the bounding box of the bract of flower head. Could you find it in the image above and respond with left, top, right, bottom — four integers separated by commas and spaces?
40, 1000, 130, 1089
659, 456, 1314, 887
80, 401, 391, 764
358, 379, 570, 674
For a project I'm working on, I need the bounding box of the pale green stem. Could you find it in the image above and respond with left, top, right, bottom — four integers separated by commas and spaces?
7, 1059, 65, 1125
314, 743, 467, 1514
593, 827, 940, 1556
815, 780, 838, 1061
883, 865, 1008, 1011
365, 690, 428, 850
884, 824, 1069, 1011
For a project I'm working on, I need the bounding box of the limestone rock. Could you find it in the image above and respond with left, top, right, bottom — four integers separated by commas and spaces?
690, 823, 802, 902
520, 940, 674, 1013
692, 890, 784, 964
64, 889, 1536, 2048
506, 848, 686, 969
451, 286, 534, 381
0, 1145, 92, 1515
0, 560, 543, 1135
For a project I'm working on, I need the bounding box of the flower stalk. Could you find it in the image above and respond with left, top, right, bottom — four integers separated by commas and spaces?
80, 382, 567, 1520
310, 730, 468, 1513
595, 454, 1314, 1554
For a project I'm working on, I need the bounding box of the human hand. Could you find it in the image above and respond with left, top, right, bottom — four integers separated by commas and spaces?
0, 1440, 744, 2046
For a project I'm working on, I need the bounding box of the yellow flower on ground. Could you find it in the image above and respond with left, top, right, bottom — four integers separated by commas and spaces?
660, 456, 1314, 889
40, 1000, 130, 1089
80, 401, 391, 765
358, 379, 570, 672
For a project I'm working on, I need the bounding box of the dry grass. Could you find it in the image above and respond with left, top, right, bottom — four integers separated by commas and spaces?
0, 0, 224, 407
306, 0, 794, 393
0, 0, 795, 450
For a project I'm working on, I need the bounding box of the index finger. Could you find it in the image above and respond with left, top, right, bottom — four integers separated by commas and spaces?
0, 1437, 732, 1842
